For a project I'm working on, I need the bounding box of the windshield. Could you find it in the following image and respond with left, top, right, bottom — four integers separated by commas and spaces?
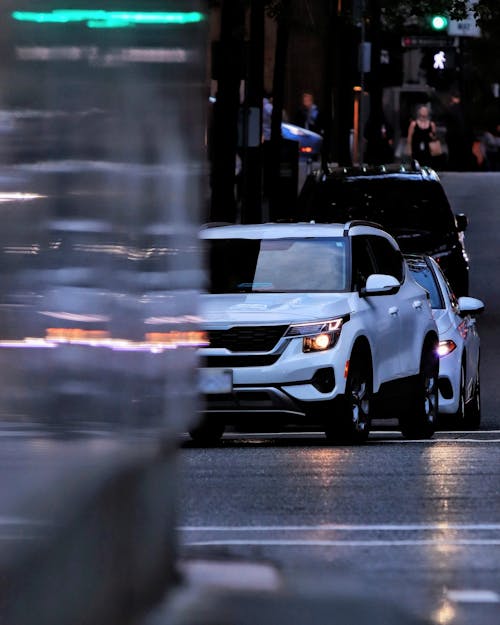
302, 178, 456, 236
207, 237, 348, 293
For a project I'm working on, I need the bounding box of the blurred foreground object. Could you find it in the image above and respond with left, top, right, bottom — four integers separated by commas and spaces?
0, 1, 207, 623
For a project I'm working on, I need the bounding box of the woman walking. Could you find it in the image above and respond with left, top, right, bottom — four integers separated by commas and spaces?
407, 105, 438, 167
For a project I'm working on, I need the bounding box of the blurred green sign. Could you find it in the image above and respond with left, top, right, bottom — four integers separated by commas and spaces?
11, 10, 205, 28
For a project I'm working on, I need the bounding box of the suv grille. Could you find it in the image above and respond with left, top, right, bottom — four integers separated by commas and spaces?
207, 325, 288, 352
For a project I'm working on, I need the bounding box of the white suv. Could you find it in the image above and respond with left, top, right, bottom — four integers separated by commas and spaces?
195, 222, 439, 444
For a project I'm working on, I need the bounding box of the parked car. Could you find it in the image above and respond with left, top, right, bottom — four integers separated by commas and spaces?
195, 221, 439, 445
298, 163, 470, 296
405, 254, 483, 429
281, 122, 323, 159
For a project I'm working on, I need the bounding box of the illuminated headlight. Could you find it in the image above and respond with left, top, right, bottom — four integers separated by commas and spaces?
437, 339, 457, 357
285, 318, 345, 353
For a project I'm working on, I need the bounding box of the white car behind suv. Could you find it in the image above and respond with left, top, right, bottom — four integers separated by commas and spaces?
195, 221, 439, 444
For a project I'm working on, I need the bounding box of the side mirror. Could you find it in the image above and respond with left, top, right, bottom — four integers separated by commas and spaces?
455, 213, 468, 232
361, 274, 400, 297
458, 296, 484, 317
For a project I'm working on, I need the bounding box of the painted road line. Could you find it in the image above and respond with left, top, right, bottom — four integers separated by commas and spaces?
179, 560, 282, 591
371, 439, 500, 443
179, 523, 500, 531
446, 589, 500, 603
183, 539, 500, 547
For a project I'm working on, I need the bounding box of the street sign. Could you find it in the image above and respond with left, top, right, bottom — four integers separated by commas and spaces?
401, 35, 454, 48
448, 18, 480, 38
448, 0, 481, 38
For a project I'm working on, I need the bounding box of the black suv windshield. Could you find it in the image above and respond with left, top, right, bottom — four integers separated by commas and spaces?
301, 178, 456, 237
207, 237, 348, 293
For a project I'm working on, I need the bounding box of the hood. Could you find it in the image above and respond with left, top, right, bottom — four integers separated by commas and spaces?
200, 293, 351, 327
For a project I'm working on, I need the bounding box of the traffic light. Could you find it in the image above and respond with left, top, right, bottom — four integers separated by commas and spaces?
429, 15, 449, 31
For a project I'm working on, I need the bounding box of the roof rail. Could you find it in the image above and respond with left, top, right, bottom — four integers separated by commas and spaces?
343, 220, 386, 236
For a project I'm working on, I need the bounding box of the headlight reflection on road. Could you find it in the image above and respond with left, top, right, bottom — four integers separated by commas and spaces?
432, 598, 456, 625
0, 192, 46, 202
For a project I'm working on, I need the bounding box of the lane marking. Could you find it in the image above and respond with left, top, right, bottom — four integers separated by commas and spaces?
0, 516, 46, 525
179, 560, 282, 591
183, 539, 500, 547
223, 431, 500, 436
447, 589, 500, 603
369, 438, 500, 443
205, 432, 500, 444
179, 523, 500, 531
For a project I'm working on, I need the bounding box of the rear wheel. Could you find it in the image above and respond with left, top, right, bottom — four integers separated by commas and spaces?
325, 350, 372, 445
400, 343, 438, 439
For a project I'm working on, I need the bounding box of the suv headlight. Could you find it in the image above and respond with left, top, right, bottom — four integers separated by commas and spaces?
285, 317, 347, 353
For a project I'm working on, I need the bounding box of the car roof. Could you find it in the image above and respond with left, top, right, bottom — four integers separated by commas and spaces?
200, 221, 397, 242
310, 163, 441, 183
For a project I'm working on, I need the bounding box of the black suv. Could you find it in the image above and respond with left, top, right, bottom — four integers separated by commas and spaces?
298, 164, 470, 296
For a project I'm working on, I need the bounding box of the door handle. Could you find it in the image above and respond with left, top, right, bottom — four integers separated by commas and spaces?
413, 300, 423, 310
389, 306, 399, 316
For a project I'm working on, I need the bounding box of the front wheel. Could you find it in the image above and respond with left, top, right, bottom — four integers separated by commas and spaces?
446, 362, 466, 430
464, 370, 481, 429
189, 416, 225, 445
325, 351, 372, 445
400, 344, 438, 439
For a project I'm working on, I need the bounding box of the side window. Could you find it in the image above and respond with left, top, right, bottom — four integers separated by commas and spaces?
351, 236, 377, 290
442, 273, 460, 313
367, 235, 403, 282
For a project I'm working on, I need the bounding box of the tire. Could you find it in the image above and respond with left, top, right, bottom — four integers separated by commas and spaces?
189, 416, 225, 445
400, 342, 438, 439
325, 349, 372, 445
464, 366, 481, 429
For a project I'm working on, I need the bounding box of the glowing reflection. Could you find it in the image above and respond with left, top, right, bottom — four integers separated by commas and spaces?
4, 245, 40, 254
432, 598, 456, 625
11, 11, 205, 28
0, 331, 207, 352
0, 192, 46, 202
40, 312, 110, 323
15, 47, 191, 65
145, 315, 202, 325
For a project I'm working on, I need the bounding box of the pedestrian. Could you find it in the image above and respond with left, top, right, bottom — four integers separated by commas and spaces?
407, 105, 439, 167
443, 92, 474, 171
262, 92, 273, 141
480, 122, 500, 171
363, 112, 394, 165
294, 91, 323, 135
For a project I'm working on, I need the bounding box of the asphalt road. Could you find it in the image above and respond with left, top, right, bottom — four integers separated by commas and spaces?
177, 173, 500, 625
